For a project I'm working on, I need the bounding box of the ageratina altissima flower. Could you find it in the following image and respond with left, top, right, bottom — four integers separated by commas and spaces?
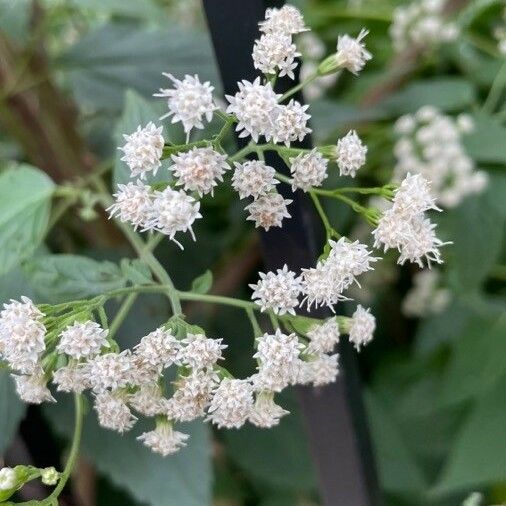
348, 305, 376, 351
299, 353, 340, 386
335, 28, 372, 75
301, 239, 377, 310
85, 351, 133, 393
373, 173, 450, 267
129, 383, 165, 417
207, 378, 254, 428
226, 77, 281, 142
0, 296, 46, 374
245, 192, 292, 231
272, 100, 311, 146
154, 74, 217, 139
118, 122, 164, 179
178, 334, 227, 371
290, 149, 328, 191
0, 467, 16, 491
250, 265, 302, 315
249, 391, 289, 428
165, 370, 218, 422
107, 181, 153, 231
147, 187, 202, 247
259, 4, 308, 35
253, 330, 304, 391
171, 147, 229, 197
52, 364, 89, 393
253, 32, 300, 80
133, 328, 181, 371
231, 160, 278, 199
13, 369, 55, 404
138, 421, 189, 456
94, 391, 137, 433
56, 320, 108, 359
334, 130, 367, 177
306, 319, 340, 354
394, 108, 487, 208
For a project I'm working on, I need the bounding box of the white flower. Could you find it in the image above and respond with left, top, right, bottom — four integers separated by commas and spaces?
137, 422, 189, 457
0, 296, 46, 374
290, 149, 328, 191
226, 77, 281, 142
13, 370, 55, 404
335, 28, 372, 75
402, 269, 451, 317
0, 468, 16, 491
231, 160, 278, 199
249, 392, 289, 428
253, 32, 300, 79
148, 187, 202, 247
299, 353, 339, 386
52, 364, 88, 393
85, 351, 133, 393
94, 391, 136, 433
245, 192, 292, 230
134, 328, 180, 370
334, 130, 367, 177
271, 100, 311, 146
393, 173, 440, 215
390, 0, 458, 53
107, 181, 153, 231
154, 74, 216, 138
165, 370, 218, 422
207, 378, 254, 428
348, 305, 375, 351
118, 122, 164, 179
171, 147, 229, 196
253, 330, 304, 391
179, 334, 227, 370
393, 108, 487, 208
250, 265, 301, 315
129, 383, 165, 417
306, 319, 340, 354
259, 4, 308, 35
57, 321, 108, 359
301, 239, 377, 310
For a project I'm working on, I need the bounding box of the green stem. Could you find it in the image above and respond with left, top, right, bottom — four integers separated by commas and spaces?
213, 114, 236, 145
483, 61, 506, 114
309, 191, 338, 240
245, 307, 262, 337
280, 73, 318, 102
177, 290, 256, 310
108, 293, 138, 339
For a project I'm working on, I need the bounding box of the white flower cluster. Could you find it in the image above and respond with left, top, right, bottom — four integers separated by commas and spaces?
390, 0, 458, 52
373, 173, 450, 267
394, 106, 488, 207
334, 130, 367, 178
402, 269, 451, 317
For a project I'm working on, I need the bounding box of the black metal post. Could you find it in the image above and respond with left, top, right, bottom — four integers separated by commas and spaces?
202, 2, 381, 504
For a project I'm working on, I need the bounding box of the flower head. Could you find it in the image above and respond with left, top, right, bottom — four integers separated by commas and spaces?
171, 147, 228, 197
57, 320, 108, 359
299, 353, 339, 386
154, 74, 217, 137
107, 181, 153, 231
134, 328, 181, 371
259, 5, 308, 35
0, 468, 16, 491
334, 130, 367, 177
306, 319, 340, 354
137, 422, 189, 456
94, 391, 136, 433
253, 32, 300, 79
128, 383, 165, 417
231, 160, 278, 199
118, 122, 164, 179
207, 378, 254, 428
245, 192, 291, 231
85, 351, 133, 393
249, 392, 289, 428
290, 149, 328, 191
52, 364, 89, 393
179, 334, 227, 370
335, 29, 372, 75
13, 370, 55, 404
271, 100, 311, 146
250, 265, 301, 315
348, 305, 375, 351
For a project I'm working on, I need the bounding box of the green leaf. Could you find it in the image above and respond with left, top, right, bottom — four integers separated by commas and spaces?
23, 254, 127, 304
58, 24, 220, 112
431, 376, 506, 497
442, 187, 504, 291
223, 392, 317, 492
0, 165, 54, 276
120, 258, 153, 286
44, 398, 212, 506
464, 114, 506, 164
190, 270, 213, 295
365, 390, 427, 494
0, 369, 26, 454
439, 313, 506, 407
381, 78, 476, 115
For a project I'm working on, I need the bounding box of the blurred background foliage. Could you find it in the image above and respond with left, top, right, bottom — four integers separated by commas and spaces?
0, 0, 504, 505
